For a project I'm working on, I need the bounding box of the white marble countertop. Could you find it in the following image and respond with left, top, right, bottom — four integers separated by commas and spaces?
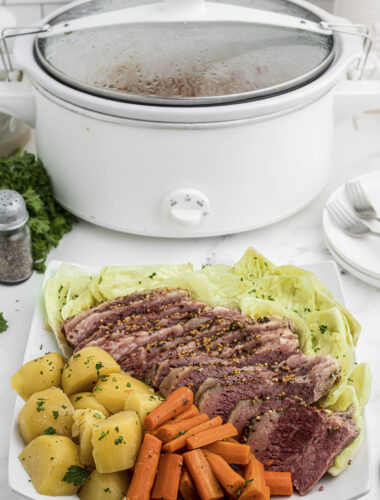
1, 115, 380, 499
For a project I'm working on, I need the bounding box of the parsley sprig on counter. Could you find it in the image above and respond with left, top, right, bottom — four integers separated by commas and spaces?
0, 150, 75, 272
0, 312, 7, 333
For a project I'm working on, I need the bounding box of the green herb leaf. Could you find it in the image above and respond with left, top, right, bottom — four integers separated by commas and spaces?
43, 427, 56, 435
62, 465, 90, 486
0, 151, 74, 272
114, 436, 123, 445
0, 313, 8, 334
319, 325, 328, 334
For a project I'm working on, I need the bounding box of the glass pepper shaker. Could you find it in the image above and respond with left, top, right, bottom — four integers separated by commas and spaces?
0, 189, 33, 284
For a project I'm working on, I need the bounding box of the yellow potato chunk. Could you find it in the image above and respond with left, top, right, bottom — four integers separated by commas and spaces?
124, 391, 163, 428
18, 387, 74, 444
62, 346, 121, 395
79, 469, 131, 500
92, 411, 142, 473
11, 353, 66, 401
93, 372, 152, 414
69, 392, 111, 417
19, 435, 83, 496
72, 408, 106, 467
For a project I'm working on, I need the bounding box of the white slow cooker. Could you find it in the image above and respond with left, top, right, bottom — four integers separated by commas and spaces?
1, 0, 380, 237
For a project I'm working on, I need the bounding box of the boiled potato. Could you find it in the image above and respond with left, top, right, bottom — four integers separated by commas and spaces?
69, 392, 111, 417
62, 346, 121, 395
92, 411, 142, 473
11, 353, 65, 401
79, 469, 131, 500
72, 408, 106, 467
19, 435, 83, 496
18, 387, 74, 444
93, 372, 153, 413
124, 391, 163, 428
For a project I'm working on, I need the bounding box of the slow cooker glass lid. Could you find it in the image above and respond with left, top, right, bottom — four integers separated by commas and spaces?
35, 0, 335, 105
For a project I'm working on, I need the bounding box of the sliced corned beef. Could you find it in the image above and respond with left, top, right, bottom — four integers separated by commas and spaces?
244, 405, 359, 495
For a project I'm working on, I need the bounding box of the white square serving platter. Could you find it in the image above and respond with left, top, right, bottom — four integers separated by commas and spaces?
8, 259, 371, 500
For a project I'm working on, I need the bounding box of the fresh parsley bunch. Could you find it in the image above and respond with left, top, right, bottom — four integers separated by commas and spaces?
0, 150, 74, 272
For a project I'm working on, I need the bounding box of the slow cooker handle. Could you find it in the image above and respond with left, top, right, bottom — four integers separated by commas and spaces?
0, 74, 35, 127
335, 57, 380, 123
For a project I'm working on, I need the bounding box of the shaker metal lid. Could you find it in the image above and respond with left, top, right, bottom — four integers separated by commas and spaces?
0, 190, 29, 231
34, 0, 335, 106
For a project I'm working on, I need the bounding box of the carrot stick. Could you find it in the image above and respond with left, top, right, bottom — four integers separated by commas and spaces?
146, 406, 200, 438
157, 414, 209, 442
179, 468, 200, 500
239, 454, 267, 500
264, 471, 293, 496
151, 453, 183, 500
144, 387, 194, 431
183, 449, 224, 500
186, 423, 238, 450
203, 441, 251, 465
163, 417, 223, 454
203, 450, 245, 498
173, 405, 199, 421
226, 437, 239, 443
125, 434, 162, 500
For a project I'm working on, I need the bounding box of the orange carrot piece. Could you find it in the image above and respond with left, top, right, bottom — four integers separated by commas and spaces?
144, 387, 194, 431
239, 454, 267, 500
203, 450, 245, 498
226, 437, 239, 443
183, 449, 224, 500
162, 417, 223, 454
151, 453, 183, 500
203, 441, 251, 465
186, 423, 238, 450
146, 406, 199, 438
179, 467, 200, 500
125, 434, 162, 500
157, 414, 209, 442
173, 404, 199, 421
264, 471, 293, 496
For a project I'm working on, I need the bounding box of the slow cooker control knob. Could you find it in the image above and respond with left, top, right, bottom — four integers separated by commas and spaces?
163, 189, 210, 226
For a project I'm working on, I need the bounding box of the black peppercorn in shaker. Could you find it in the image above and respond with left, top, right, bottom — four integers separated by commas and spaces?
0, 190, 33, 284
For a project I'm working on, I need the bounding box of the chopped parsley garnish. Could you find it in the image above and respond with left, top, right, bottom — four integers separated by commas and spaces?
99, 431, 107, 441
36, 398, 46, 412
93, 413, 102, 419
114, 436, 123, 445
319, 325, 328, 334
62, 465, 90, 486
75, 396, 83, 402
52, 411, 59, 420
43, 427, 56, 435
148, 272, 157, 279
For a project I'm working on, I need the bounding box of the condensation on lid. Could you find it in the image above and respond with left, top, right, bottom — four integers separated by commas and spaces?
35, 0, 335, 106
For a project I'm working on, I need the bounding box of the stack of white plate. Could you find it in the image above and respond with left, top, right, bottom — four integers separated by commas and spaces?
323, 171, 380, 288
